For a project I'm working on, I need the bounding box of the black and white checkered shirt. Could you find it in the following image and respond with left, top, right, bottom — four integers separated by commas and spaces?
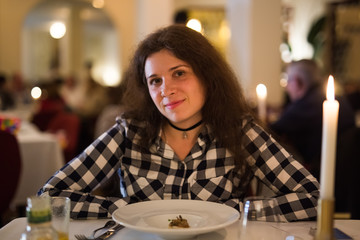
39, 117, 319, 221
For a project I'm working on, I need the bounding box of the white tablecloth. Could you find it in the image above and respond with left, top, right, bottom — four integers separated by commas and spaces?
12, 121, 65, 206
0, 217, 359, 240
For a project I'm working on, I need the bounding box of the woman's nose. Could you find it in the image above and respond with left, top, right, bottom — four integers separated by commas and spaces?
160, 79, 175, 97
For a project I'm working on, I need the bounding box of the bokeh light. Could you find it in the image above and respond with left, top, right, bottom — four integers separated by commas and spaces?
31, 86, 42, 99
186, 19, 202, 33
50, 22, 66, 39
103, 66, 120, 86
256, 84, 267, 100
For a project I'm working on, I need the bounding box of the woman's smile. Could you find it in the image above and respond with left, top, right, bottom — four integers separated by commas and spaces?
164, 99, 185, 110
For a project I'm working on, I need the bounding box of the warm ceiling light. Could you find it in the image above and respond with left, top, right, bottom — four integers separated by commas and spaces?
186, 19, 202, 33
50, 22, 66, 39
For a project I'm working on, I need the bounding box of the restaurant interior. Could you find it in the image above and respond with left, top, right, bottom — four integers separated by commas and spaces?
1, 0, 360, 237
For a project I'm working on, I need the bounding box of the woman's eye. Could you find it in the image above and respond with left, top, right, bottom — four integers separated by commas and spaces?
149, 78, 162, 85
174, 70, 185, 77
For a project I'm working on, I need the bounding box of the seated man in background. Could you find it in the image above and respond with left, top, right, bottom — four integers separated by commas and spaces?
0, 73, 16, 110
271, 59, 355, 180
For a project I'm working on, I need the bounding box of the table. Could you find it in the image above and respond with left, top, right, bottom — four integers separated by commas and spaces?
12, 121, 65, 206
1, 217, 359, 240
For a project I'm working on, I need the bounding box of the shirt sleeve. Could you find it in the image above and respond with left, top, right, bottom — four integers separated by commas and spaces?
38, 122, 130, 219
242, 118, 320, 222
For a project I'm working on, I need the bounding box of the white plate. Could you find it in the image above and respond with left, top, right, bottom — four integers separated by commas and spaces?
112, 199, 240, 239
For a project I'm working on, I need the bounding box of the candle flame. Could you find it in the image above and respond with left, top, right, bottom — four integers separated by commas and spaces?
256, 84, 267, 99
326, 75, 335, 101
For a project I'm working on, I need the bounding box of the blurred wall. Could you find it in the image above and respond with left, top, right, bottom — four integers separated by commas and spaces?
136, 0, 173, 42
227, 0, 283, 106
0, 0, 137, 81
0, 0, 38, 76
103, 0, 136, 71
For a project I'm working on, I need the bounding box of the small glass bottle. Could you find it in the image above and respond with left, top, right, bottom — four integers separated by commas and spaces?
20, 196, 58, 240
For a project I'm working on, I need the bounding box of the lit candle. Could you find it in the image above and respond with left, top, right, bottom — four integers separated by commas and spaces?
320, 75, 339, 199
256, 84, 267, 122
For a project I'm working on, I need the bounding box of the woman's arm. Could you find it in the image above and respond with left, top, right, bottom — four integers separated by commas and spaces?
242, 119, 320, 222
38, 123, 130, 219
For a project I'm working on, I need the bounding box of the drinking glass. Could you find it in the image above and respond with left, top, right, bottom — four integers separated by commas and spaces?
239, 196, 283, 240
242, 196, 281, 223
51, 196, 70, 240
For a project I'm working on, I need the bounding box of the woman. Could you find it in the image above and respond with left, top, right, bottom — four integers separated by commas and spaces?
39, 25, 319, 221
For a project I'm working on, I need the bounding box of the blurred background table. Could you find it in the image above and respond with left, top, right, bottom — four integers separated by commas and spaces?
12, 120, 65, 206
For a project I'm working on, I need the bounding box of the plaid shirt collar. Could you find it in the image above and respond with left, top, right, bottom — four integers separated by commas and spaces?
151, 124, 214, 161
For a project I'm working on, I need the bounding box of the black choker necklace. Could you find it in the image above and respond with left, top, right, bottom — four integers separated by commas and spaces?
168, 120, 203, 139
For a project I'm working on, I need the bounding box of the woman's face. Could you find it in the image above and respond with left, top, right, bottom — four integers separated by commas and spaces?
145, 49, 205, 127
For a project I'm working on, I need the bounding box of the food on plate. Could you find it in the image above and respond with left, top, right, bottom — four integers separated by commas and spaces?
168, 215, 190, 228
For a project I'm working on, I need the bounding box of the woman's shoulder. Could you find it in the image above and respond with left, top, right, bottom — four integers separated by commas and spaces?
115, 116, 146, 127
114, 116, 147, 136
239, 115, 257, 129
239, 115, 270, 140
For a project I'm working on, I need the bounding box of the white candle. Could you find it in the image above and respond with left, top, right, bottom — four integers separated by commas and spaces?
320, 75, 339, 199
256, 84, 267, 122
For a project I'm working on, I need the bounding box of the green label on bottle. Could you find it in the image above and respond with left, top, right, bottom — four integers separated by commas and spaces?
27, 209, 52, 223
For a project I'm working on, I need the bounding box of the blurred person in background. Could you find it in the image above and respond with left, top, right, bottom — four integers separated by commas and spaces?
0, 73, 16, 111
343, 81, 360, 127
31, 78, 80, 163
31, 78, 66, 131
270, 59, 355, 180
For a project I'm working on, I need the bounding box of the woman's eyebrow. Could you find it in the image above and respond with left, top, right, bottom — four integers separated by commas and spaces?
146, 64, 190, 79
146, 73, 158, 79
169, 64, 190, 72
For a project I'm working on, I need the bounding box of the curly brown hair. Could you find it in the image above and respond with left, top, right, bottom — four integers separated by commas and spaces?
121, 24, 254, 170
